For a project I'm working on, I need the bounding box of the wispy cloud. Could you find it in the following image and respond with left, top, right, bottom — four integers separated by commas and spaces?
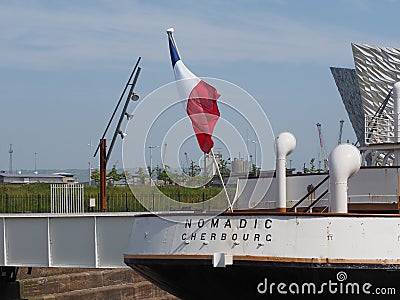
0, 1, 373, 70
0, 0, 398, 70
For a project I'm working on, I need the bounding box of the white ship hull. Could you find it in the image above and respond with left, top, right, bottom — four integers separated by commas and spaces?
124, 212, 400, 299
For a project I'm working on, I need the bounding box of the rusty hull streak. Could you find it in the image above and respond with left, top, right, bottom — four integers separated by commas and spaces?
132, 209, 400, 218
124, 254, 400, 265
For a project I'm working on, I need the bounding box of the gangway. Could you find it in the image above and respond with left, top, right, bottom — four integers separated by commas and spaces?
0, 212, 141, 270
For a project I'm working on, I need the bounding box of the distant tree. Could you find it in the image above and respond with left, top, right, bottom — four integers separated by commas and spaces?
157, 165, 173, 185
303, 158, 321, 174
310, 158, 316, 173
303, 163, 310, 174
186, 161, 201, 177
250, 163, 260, 177
91, 169, 100, 184
123, 170, 132, 186
153, 165, 162, 179
135, 167, 147, 183
218, 158, 231, 177
107, 167, 123, 186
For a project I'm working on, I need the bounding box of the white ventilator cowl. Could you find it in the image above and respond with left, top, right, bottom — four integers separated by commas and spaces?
276, 132, 296, 159
275, 132, 296, 210
329, 143, 361, 213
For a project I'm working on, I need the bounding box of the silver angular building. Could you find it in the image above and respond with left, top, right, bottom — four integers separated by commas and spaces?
331, 43, 400, 165
330, 67, 364, 145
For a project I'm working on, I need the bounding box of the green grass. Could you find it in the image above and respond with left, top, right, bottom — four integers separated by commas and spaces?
0, 184, 236, 213
0, 183, 52, 195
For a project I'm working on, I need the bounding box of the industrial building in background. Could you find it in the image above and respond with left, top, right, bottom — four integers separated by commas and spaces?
0, 172, 77, 184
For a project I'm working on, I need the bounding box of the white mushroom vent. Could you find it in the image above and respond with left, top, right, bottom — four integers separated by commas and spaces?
328, 143, 361, 213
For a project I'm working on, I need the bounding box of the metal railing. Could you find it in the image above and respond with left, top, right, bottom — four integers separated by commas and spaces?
304, 189, 329, 212
288, 175, 330, 212
365, 113, 393, 144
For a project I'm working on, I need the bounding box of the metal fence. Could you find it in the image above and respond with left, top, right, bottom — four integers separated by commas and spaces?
51, 184, 84, 214
0, 190, 234, 214
0, 193, 142, 213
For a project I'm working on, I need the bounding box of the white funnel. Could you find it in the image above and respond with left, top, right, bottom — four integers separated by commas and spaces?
328, 144, 361, 213
275, 132, 296, 211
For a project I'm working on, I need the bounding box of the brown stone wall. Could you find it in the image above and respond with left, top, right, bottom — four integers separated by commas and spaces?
14, 267, 179, 300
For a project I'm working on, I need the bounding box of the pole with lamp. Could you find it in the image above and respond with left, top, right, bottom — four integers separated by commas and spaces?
94, 57, 141, 212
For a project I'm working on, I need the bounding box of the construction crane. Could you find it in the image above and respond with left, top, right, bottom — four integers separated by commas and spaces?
338, 119, 344, 145
316, 122, 328, 171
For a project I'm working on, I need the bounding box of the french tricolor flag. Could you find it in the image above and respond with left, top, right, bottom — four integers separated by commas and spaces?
167, 28, 220, 154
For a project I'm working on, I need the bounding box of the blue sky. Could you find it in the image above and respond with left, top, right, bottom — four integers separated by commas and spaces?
1, 0, 399, 173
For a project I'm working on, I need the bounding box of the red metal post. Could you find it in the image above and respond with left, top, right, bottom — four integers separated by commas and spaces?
100, 139, 107, 212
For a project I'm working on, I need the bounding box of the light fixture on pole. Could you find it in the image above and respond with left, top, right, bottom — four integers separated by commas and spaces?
118, 130, 127, 139
93, 57, 141, 158
131, 93, 139, 101
93, 56, 142, 212
106, 68, 141, 163
125, 112, 134, 120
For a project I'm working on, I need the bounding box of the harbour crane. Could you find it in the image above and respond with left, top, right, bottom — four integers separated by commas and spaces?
338, 119, 345, 145
316, 122, 328, 171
